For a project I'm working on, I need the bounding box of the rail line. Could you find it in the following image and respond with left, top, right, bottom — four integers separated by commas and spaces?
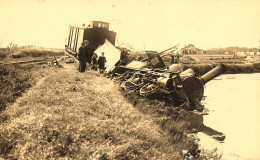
0, 57, 63, 66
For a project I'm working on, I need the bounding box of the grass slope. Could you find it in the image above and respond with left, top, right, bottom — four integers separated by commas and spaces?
0, 65, 33, 111
0, 64, 54, 111
0, 65, 184, 159
168, 55, 260, 75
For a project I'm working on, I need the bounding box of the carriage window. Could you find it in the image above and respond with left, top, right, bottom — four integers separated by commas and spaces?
93, 22, 98, 27
101, 23, 109, 29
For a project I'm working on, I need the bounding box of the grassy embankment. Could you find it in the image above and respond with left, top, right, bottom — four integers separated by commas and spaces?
126, 51, 260, 75
175, 54, 260, 75
0, 48, 64, 63
0, 49, 221, 159
1, 66, 175, 159
0, 65, 221, 159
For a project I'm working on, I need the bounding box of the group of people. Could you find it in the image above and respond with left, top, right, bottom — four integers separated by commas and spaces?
78, 40, 106, 73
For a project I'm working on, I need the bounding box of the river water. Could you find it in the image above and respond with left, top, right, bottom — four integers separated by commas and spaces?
198, 73, 260, 160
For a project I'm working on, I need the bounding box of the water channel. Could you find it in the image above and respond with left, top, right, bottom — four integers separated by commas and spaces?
199, 73, 260, 160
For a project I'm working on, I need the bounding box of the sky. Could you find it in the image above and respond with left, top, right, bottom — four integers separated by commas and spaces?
0, 0, 260, 50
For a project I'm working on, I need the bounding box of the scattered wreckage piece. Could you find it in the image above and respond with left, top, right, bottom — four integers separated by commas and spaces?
47, 56, 73, 67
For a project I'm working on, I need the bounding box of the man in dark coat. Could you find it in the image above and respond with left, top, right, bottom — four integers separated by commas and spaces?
83, 40, 92, 64
170, 54, 175, 64
176, 52, 180, 64
78, 42, 87, 72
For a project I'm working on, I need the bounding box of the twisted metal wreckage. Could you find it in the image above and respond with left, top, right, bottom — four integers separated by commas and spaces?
64, 21, 226, 112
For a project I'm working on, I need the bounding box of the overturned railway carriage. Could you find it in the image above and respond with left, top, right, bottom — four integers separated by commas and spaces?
65, 21, 117, 58
65, 21, 121, 72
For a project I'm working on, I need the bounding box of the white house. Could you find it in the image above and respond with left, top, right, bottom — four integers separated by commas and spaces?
236, 52, 245, 56
246, 52, 255, 56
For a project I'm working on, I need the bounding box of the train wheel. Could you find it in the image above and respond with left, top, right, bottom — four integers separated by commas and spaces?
139, 83, 160, 97
121, 78, 144, 90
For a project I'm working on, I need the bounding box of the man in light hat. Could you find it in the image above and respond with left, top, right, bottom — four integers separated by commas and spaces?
78, 42, 87, 72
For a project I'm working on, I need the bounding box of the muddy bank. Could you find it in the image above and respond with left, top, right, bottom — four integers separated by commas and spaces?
120, 90, 221, 159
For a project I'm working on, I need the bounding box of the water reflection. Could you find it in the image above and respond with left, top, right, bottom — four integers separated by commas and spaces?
199, 73, 260, 160
200, 125, 225, 142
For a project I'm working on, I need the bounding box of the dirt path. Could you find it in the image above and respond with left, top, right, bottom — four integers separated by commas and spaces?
10, 73, 55, 108
6, 62, 87, 115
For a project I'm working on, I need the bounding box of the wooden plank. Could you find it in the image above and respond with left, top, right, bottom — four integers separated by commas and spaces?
64, 49, 79, 64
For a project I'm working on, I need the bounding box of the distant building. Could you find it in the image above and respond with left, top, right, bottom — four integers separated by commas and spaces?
181, 44, 204, 54
236, 52, 246, 56
246, 52, 255, 56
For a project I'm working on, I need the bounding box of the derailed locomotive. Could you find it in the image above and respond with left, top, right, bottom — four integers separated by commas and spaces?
112, 50, 226, 112
64, 21, 226, 112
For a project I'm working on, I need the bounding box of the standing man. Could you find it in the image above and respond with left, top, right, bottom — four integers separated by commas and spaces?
83, 40, 91, 66
78, 42, 87, 72
98, 52, 106, 74
170, 54, 175, 64
176, 52, 180, 64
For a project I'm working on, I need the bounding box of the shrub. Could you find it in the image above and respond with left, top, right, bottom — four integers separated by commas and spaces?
0, 51, 6, 60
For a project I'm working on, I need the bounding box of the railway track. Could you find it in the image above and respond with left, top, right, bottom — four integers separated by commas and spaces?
0, 57, 64, 66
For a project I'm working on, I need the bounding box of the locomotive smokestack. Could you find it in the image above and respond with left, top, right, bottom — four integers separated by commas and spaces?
200, 64, 226, 84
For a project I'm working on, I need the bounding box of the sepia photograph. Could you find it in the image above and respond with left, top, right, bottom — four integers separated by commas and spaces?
0, 0, 260, 159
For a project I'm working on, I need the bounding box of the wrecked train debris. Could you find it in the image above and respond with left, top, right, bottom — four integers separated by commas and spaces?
64, 21, 226, 112
112, 50, 226, 111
